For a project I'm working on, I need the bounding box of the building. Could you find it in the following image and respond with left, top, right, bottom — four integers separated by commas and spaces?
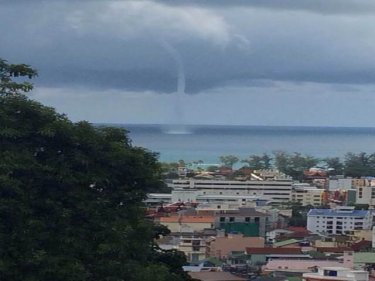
206, 233, 265, 259
264, 260, 345, 274
158, 215, 215, 233
170, 179, 293, 205
355, 185, 375, 207
245, 247, 304, 265
214, 208, 267, 237
178, 235, 207, 262
302, 267, 368, 281
329, 178, 353, 191
307, 206, 372, 235
292, 184, 325, 206
144, 193, 172, 206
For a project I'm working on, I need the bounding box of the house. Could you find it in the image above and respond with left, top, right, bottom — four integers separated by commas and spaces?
273, 239, 301, 248
215, 208, 267, 237
206, 233, 265, 259
264, 251, 354, 274
302, 267, 368, 281
266, 229, 294, 244
158, 215, 214, 233
245, 247, 303, 265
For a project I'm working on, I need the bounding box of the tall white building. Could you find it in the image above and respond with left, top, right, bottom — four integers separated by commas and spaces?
307, 206, 372, 235
170, 179, 293, 205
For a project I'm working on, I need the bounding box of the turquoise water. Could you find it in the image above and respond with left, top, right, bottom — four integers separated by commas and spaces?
114, 124, 375, 163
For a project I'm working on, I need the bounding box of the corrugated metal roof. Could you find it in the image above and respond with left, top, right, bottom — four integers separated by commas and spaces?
246, 247, 302, 255
273, 239, 300, 247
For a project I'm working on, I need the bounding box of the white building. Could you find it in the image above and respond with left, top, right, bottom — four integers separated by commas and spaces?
307, 206, 372, 235
170, 179, 293, 205
355, 185, 375, 207
303, 267, 368, 281
329, 178, 353, 191
292, 184, 324, 206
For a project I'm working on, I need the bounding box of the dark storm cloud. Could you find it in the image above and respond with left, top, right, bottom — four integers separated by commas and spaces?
1, 0, 375, 94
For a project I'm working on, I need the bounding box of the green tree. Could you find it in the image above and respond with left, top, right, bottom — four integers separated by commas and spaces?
0, 59, 190, 281
0, 58, 37, 96
344, 152, 375, 177
323, 157, 344, 175
242, 153, 272, 170
219, 155, 239, 169
273, 151, 319, 180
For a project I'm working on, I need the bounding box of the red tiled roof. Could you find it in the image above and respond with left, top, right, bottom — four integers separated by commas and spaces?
351, 240, 372, 252
287, 226, 308, 233
246, 247, 302, 255
316, 247, 352, 253
287, 231, 310, 239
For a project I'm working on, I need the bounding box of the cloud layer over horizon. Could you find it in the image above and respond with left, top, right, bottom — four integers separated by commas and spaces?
2, 0, 375, 126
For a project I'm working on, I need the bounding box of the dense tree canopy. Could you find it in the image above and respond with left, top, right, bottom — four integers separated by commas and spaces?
0, 59, 191, 280
219, 155, 239, 168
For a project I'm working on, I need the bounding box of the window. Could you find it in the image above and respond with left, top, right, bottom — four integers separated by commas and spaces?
255, 217, 260, 223
220, 217, 225, 222
245, 217, 250, 222
324, 270, 337, 277
229, 217, 235, 222
217, 205, 221, 209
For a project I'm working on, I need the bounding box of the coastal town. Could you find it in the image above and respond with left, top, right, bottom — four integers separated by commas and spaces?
146, 162, 375, 281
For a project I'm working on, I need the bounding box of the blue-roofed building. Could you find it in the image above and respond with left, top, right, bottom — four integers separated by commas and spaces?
307, 206, 372, 235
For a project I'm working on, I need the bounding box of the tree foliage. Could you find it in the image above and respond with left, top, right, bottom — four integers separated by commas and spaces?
344, 152, 375, 177
242, 153, 272, 170
0, 59, 190, 280
219, 155, 239, 168
273, 152, 319, 180
323, 157, 344, 175
0, 58, 37, 96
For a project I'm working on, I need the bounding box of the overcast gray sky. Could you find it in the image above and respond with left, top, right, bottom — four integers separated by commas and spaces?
2, 0, 375, 126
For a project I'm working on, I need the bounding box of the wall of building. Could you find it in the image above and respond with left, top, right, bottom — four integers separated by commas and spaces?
329, 178, 353, 191
160, 221, 214, 233
171, 179, 293, 205
264, 259, 342, 272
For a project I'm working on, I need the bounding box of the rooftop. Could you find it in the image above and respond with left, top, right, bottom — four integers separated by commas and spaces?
159, 215, 214, 223
246, 247, 302, 255
354, 252, 375, 264
273, 239, 301, 247
215, 208, 266, 217
316, 247, 352, 253
308, 208, 369, 217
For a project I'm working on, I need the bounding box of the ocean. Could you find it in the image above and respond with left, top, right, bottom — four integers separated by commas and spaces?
112, 124, 375, 164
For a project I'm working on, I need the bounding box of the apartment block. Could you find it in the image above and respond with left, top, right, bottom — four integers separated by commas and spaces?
170, 179, 293, 205
307, 206, 372, 235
